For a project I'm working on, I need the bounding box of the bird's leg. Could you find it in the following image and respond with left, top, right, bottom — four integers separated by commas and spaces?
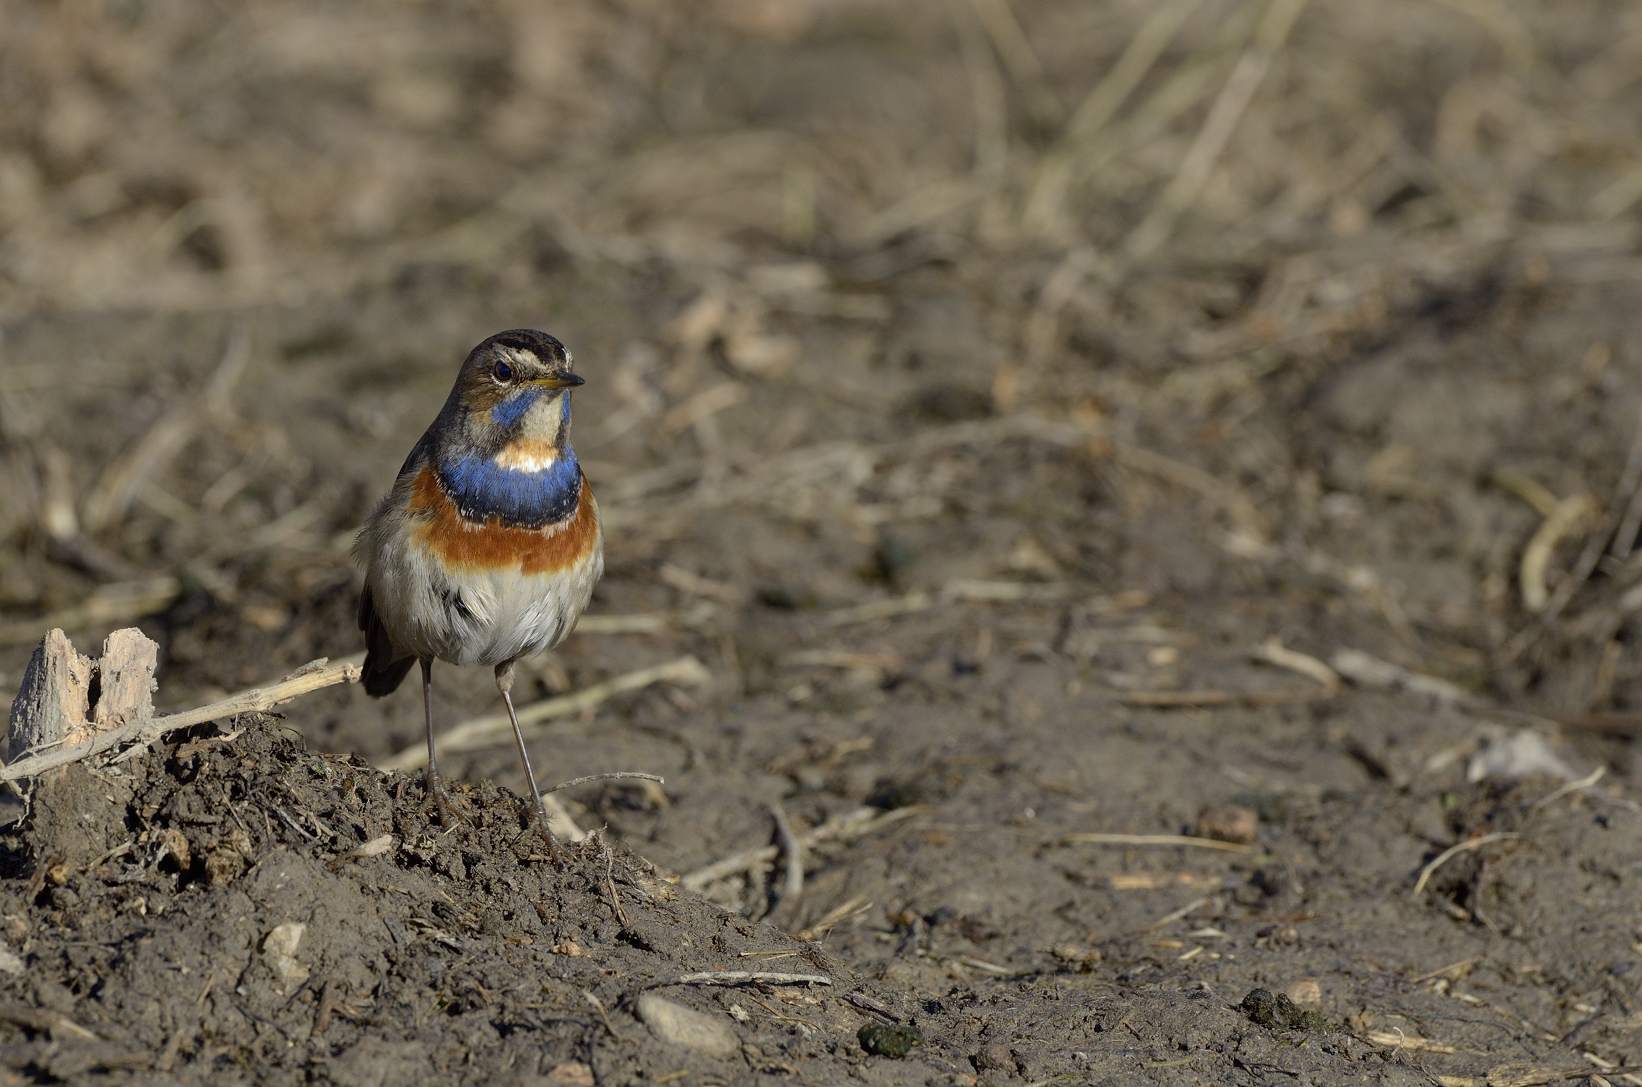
421, 658, 459, 826
496, 660, 559, 853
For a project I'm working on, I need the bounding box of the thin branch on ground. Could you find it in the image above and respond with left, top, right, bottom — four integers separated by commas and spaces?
1063, 832, 1254, 853
1411, 833, 1520, 898
379, 656, 711, 771
669, 972, 831, 988
2, 656, 362, 783
681, 807, 921, 891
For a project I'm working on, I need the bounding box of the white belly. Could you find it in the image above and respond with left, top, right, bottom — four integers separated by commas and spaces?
366, 526, 604, 667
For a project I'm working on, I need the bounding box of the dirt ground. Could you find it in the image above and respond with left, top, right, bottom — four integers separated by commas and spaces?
4, 1, 1642, 1083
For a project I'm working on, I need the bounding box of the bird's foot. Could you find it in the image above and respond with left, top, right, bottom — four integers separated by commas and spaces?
424, 768, 464, 829
530, 809, 564, 864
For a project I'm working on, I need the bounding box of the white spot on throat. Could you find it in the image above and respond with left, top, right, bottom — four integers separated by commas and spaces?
493, 445, 559, 472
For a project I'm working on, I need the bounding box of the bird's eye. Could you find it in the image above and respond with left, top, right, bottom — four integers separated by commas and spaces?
492, 360, 514, 384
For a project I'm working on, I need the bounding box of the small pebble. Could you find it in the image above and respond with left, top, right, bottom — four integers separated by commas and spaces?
1196, 804, 1259, 845
973, 1042, 1013, 1072
637, 992, 739, 1057
261, 922, 310, 992
544, 1060, 594, 1087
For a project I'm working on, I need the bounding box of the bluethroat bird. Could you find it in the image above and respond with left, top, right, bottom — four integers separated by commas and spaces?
355, 329, 603, 844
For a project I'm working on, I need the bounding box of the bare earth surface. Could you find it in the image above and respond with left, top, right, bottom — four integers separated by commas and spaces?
4, 3, 1642, 1084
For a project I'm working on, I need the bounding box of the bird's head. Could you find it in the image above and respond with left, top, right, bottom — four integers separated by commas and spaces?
442, 329, 584, 459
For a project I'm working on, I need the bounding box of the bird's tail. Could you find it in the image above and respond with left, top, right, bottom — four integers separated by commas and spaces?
358, 587, 415, 697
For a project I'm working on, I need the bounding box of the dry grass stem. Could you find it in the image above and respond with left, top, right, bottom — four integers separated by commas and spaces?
1411, 832, 1521, 897
681, 807, 921, 891
1126, 0, 1312, 257
1253, 639, 1342, 692
766, 802, 804, 920
546, 771, 665, 794
1144, 895, 1213, 932
1108, 872, 1222, 891
1432, 1068, 1592, 1087
378, 656, 711, 771
1064, 833, 1253, 853
1025, 0, 1198, 230
819, 579, 1074, 629
795, 896, 873, 942
1329, 649, 1474, 706
0, 578, 182, 646
1109, 442, 1268, 541
1361, 1028, 1459, 1054
1119, 687, 1331, 709
671, 971, 831, 988
1519, 494, 1598, 613
1528, 765, 1606, 811
1505, 425, 1642, 662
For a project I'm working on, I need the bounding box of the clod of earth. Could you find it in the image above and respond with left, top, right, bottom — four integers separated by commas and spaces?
858, 1023, 922, 1058
1240, 988, 1333, 1033
1196, 803, 1259, 845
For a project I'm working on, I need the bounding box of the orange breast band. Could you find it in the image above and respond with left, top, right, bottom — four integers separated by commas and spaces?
407, 465, 599, 575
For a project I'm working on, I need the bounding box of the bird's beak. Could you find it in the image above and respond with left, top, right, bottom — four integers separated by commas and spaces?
531, 372, 585, 389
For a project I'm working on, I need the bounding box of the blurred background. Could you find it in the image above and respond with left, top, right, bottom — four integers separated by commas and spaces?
4, 0, 1642, 1070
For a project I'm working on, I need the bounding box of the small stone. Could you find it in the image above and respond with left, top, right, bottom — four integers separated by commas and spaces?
544, 1060, 594, 1087
973, 1042, 1013, 1071
1050, 944, 1102, 971
859, 1023, 922, 1059
1196, 804, 1259, 845
0, 939, 23, 975
203, 846, 247, 886
155, 828, 191, 870
636, 992, 739, 1057
262, 922, 310, 991
1466, 729, 1577, 784
1285, 978, 1322, 1007
202, 827, 252, 886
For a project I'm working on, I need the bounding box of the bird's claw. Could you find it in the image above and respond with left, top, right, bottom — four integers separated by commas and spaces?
424, 769, 464, 829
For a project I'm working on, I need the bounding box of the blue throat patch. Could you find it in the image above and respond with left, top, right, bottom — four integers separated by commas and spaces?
490, 387, 542, 428
490, 388, 574, 428
437, 444, 581, 528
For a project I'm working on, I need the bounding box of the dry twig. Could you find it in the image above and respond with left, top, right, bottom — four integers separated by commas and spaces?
681, 806, 921, 891
2, 656, 362, 783
378, 656, 711, 771
547, 771, 665, 794
671, 972, 831, 988
1518, 493, 1598, 613
1126, 0, 1312, 256
1118, 687, 1330, 709
1063, 832, 1253, 854
1411, 832, 1520, 898
765, 801, 804, 922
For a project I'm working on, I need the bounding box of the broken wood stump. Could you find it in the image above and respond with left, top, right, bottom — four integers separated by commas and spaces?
3, 628, 361, 786
5, 627, 158, 766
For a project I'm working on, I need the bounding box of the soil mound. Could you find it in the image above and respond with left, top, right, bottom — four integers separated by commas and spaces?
0, 721, 887, 1085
